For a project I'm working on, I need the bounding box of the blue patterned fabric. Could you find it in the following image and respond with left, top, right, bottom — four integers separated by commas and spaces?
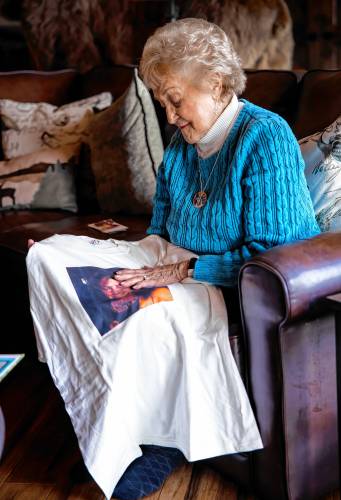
147, 100, 320, 286
113, 445, 185, 499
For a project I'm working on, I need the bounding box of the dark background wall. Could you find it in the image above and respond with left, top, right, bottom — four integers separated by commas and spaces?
286, 0, 341, 69
0, 0, 340, 72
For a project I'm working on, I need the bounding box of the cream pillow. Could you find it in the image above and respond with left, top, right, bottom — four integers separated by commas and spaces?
299, 115, 341, 232
0, 145, 79, 212
0, 92, 112, 159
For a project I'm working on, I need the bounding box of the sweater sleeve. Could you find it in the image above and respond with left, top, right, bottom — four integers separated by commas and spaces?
193, 118, 320, 287
146, 161, 171, 238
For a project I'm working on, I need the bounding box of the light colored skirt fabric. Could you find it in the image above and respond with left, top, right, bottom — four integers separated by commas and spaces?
27, 234, 263, 499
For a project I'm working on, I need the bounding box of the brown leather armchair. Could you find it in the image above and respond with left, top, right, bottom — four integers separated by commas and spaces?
208, 231, 341, 500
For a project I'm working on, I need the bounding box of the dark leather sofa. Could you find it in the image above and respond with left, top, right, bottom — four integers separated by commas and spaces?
0, 66, 340, 500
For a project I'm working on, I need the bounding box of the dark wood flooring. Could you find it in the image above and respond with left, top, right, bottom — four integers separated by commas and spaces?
0, 356, 339, 500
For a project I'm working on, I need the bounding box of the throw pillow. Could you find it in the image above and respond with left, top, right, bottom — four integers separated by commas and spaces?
0, 92, 112, 159
86, 69, 163, 214
299, 115, 341, 232
0, 145, 79, 212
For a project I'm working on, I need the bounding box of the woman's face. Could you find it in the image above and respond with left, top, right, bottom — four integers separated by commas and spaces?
154, 70, 224, 144
101, 277, 131, 299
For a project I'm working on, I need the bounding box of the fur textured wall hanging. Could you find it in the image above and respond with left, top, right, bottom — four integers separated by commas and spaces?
17, 0, 293, 72
21, 0, 134, 72
181, 0, 294, 69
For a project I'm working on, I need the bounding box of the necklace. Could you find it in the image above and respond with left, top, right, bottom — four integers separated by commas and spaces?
193, 145, 224, 208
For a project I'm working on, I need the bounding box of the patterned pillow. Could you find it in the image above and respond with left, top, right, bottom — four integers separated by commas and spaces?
299, 115, 341, 232
0, 92, 112, 159
0, 145, 79, 212
86, 69, 163, 214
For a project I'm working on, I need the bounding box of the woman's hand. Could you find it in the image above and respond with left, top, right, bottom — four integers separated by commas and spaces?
114, 260, 191, 289
28, 239, 35, 249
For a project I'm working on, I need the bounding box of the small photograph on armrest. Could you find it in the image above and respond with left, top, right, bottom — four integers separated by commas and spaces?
88, 219, 128, 234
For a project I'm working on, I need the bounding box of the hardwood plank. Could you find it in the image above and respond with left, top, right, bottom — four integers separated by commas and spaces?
158, 463, 193, 499
0, 388, 60, 486
0, 482, 54, 499
44, 458, 101, 500
3, 386, 68, 483
187, 464, 238, 500
45, 480, 75, 500
0, 366, 80, 487
0, 357, 52, 451
237, 492, 257, 500
26, 398, 82, 485
66, 482, 105, 500
324, 492, 341, 500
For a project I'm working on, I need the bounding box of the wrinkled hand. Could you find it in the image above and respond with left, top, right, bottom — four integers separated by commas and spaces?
114, 260, 191, 289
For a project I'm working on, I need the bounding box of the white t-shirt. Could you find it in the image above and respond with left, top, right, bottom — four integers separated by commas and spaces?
27, 234, 262, 499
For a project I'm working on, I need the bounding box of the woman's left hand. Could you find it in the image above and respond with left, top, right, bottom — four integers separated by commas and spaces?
114, 260, 191, 289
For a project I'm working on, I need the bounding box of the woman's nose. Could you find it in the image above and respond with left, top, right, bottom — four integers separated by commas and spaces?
165, 105, 177, 125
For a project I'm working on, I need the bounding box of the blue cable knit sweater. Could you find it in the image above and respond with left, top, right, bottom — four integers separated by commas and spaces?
147, 100, 320, 287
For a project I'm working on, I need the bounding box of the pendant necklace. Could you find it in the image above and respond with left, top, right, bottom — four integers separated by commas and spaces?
193, 145, 224, 208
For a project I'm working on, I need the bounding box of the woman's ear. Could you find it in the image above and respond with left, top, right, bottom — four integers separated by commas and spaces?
211, 74, 224, 101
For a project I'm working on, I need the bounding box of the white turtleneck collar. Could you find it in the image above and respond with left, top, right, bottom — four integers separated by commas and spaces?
196, 93, 243, 158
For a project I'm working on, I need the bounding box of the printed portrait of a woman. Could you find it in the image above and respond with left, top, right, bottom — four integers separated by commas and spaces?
67, 266, 173, 335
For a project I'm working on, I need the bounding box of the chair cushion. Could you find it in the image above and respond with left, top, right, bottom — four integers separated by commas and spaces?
0, 69, 78, 106
293, 69, 341, 139
80, 65, 135, 101
242, 70, 298, 125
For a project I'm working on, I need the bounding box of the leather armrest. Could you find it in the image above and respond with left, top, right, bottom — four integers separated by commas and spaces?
239, 231, 341, 322
239, 233, 341, 500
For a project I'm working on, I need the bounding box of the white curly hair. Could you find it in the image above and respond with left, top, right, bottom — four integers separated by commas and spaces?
139, 18, 246, 98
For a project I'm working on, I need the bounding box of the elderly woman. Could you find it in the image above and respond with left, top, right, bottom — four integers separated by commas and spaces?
112, 16, 320, 500
115, 18, 319, 290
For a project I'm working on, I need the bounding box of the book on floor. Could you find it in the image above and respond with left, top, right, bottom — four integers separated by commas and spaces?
0, 354, 25, 382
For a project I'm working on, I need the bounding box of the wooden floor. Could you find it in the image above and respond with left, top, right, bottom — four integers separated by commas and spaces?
0, 355, 339, 500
